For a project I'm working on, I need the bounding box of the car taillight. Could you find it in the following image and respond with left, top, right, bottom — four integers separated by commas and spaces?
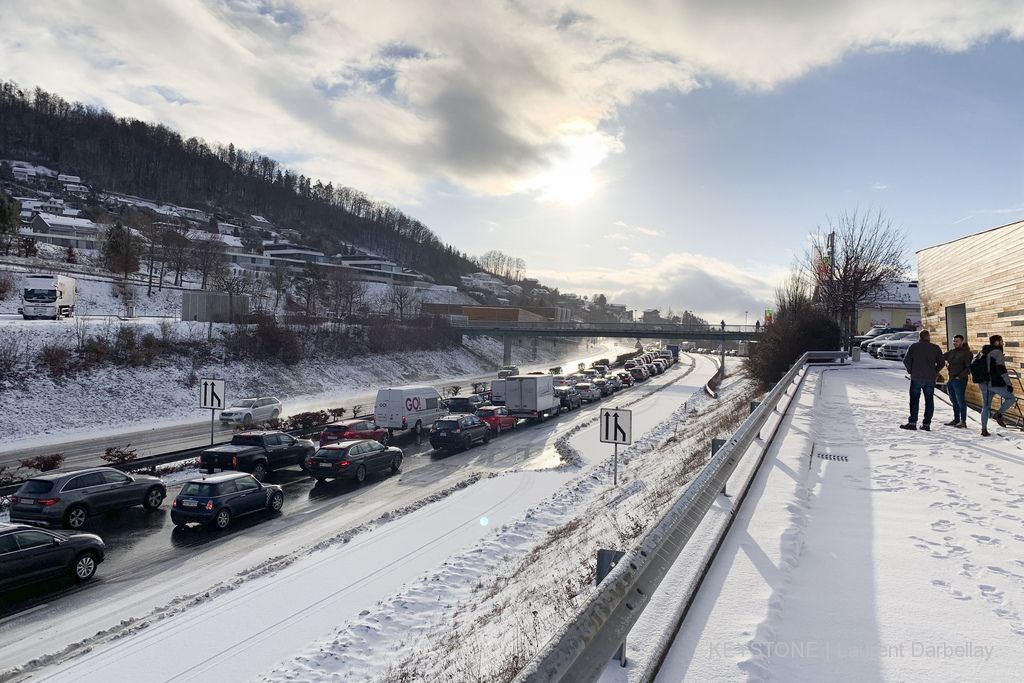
337, 460, 350, 468
9, 495, 18, 503
232, 455, 238, 468
454, 428, 461, 433
305, 457, 313, 467
344, 432, 355, 438
172, 499, 178, 508
38, 498, 60, 506
206, 500, 214, 510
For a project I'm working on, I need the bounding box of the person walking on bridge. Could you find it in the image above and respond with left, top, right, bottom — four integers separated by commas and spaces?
943, 334, 971, 428
900, 330, 944, 431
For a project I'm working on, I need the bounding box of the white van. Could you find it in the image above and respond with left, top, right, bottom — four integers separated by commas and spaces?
490, 379, 506, 405
374, 385, 447, 435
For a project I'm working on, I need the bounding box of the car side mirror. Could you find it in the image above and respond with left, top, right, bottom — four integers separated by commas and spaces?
51, 537, 61, 546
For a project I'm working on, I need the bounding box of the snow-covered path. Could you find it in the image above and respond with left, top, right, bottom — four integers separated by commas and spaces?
659, 363, 1024, 681
21, 355, 718, 681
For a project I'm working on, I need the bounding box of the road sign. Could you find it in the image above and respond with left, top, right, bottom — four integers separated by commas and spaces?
600, 408, 632, 445
199, 379, 226, 410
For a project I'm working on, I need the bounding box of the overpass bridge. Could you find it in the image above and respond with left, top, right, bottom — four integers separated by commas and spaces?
450, 320, 762, 364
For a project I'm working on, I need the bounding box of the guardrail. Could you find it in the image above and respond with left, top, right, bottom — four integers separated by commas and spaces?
0, 422, 334, 498
514, 350, 848, 682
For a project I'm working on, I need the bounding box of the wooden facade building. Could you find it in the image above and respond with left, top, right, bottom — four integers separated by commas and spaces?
918, 218, 1024, 409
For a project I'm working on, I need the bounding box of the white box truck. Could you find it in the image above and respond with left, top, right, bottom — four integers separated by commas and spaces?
490, 379, 506, 405
374, 385, 447, 437
19, 273, 76, 320
504, 375, 560, 422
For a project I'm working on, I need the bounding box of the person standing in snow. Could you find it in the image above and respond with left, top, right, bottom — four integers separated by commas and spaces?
943, 334, 972, 428
900, 330, 945, 431
978, 334, 1018, 437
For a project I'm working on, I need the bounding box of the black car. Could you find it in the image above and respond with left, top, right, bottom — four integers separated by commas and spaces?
0, 523, 105, 590
200, 431, 316, 481
429, 415, 491, 452
306, 439, 404, 483
555, 386, 582, 411
170, 473, 284, 530
444, 394, 489, 414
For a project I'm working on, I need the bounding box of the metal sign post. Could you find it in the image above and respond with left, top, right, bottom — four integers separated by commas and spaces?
199, 378, 226, 444
596, 549, 627, 666
600, 407, 633, 487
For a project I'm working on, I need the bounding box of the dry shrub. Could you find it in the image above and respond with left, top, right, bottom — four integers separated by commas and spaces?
20, 453, 65, 471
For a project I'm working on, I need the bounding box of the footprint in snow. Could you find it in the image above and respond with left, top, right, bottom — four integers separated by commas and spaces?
931, 520, 954, 532
932, 579, 972, 600
971, 534, 1002, 546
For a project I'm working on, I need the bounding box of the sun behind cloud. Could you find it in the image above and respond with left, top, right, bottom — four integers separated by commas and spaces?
520, 122, 622, 206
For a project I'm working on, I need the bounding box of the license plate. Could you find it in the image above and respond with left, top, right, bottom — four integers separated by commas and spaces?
20, 498, 34, 505
318, 462, 333, 468
182, 500, 198, 508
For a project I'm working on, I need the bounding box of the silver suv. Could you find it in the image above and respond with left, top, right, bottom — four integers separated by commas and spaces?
10, 467, 166, 530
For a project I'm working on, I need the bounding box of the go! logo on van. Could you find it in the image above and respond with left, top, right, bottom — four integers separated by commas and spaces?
405, 396, 422, 411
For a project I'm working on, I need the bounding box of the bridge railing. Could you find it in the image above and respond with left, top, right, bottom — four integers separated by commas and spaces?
513, 350, 847, 682
449, 320, 761, 335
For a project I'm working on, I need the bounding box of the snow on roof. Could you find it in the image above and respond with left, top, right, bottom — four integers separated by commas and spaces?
34, 212, 98, 230
250, 214, 271, 224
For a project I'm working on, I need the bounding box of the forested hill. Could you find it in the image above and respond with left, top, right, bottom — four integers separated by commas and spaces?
0, 82, 477, 284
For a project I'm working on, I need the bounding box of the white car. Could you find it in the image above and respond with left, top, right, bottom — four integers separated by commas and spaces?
880, 332, 921, 361
219, 397, 283, 426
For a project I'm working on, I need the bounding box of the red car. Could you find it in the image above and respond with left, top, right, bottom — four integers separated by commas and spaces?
475, 406, 518, 434
617, 371, 635, 387
630, 367, 649, 382
320, 419, 389, 447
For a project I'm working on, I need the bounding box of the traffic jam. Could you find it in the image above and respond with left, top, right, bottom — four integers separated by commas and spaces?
0, 348, 680, 603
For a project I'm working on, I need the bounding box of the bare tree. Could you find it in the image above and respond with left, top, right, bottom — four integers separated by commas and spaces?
270, 261, 289, 313
191, 234, 227, 289
804, 209, 907, 348
387, 283, 419, 322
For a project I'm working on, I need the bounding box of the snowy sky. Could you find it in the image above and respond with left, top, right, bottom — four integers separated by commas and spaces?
2, 1, 1024, 321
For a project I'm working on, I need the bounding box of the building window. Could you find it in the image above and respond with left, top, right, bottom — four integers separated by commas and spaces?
945, 304, 967, 349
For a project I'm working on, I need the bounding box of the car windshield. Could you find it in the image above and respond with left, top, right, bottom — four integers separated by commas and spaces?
865, 328, 887, 337
323, 425, 347, 434
230, 435, 264, 446
447, 398, 475, 411
181, 482, 218, 497
476, 408, 495, 416
230, 399, 256, 408
20, 479, 54, 494
893, 332, 915, 340
314, 447, 346, 459
23, 288, 57, 303
434, 419, 460, 430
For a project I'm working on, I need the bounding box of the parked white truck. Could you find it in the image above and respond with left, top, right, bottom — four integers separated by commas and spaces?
490, 379, 506, 406
374, 385, 447, 437
19, 273, 76, 320
504, 375, 560, 422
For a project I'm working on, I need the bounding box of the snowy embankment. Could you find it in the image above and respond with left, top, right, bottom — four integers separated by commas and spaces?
21, 356, 734, 682
653, 363, 1024, 682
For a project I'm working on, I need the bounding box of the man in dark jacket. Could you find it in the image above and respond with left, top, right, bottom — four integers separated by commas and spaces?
943, 334, 972, 428
979, 335, 1018, 436
900, 330, 945, 431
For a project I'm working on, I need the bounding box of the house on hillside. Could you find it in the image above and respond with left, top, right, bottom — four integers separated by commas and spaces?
28, 212, 101, 250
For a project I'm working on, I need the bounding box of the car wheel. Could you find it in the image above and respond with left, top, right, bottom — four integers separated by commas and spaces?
483, 430, 491, 444
251, 462, 268, 481
212, 508, 232, 530
71, 552, 98, 581
495, 424, 502, 435
143, 487, 165, 510
64, 505, 88, 530
464, 435, 473, 451
268, 491, 284, 512
271, 409, 280, 419
243, 413, 254, 427
355, 464, 367, 484
206, 467, 215, 475
380, 431, 390, 446
390, 454, 403, 473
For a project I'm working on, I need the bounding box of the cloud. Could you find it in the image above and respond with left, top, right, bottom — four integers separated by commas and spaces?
1, 1, 1021, 204
531, 250, 784, 322
871, 182, 890, 190
613, 220, 661, 237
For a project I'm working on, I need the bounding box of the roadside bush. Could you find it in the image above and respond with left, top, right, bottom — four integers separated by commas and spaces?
284, 410, 330, 431
83, 335, 113, 366
0, 270, 13, 300
745, 297, 841, 389
0, 331, 26, 381
613, 351, 640, 367
0, 464, 18, 486
102, 444, 138, 465
140, 332, 159, 365
352, 404, 365, 417
114, 325, 139, 364
548, 366, 563, 375
20, 453, 65, 471
38, 344, 71, 378
327, 407, 348, 420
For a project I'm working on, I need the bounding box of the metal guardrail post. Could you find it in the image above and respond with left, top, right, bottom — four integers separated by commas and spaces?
514, 350, 845, 683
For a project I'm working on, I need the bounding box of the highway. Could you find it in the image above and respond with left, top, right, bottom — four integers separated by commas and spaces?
0, 354, 718, 680
0, 343, 633, 471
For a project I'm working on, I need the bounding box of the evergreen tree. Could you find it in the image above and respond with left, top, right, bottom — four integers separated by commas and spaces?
102, 222, 140, 279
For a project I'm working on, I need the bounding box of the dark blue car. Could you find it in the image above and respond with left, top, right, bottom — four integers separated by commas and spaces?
170, 472, 284, 530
